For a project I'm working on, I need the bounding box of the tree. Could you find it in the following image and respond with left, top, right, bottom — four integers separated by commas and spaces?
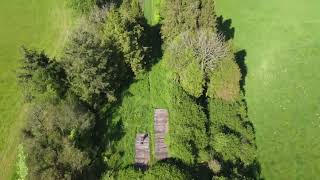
160, 0, 216, 43
207, 58, 241, 102
198, 0, 216, 30
103, 1, 149, 75
62, 22, 128, 108
23, 99, 95, 179
18, 47, 67, 102
167, 30, 230, 74
165, 30, 231, 97
161, 0, 200, 43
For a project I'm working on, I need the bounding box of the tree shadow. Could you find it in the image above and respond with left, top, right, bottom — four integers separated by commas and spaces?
91, 17, 163, 178
143, 23, 163, 71
235, 49, 247, 93
216, 157, 262, 179
217, 16, 235, 41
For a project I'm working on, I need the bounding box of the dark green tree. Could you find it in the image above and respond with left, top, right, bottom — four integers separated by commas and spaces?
103, 0, 149, 75
62, 23, 129, 108
18, 47, 67, 102
23, 98, 96, 179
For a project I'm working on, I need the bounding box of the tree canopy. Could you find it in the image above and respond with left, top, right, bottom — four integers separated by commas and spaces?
23, 99, 95, 179
16, 0, 260, 179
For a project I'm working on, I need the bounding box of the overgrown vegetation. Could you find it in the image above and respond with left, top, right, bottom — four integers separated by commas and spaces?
16, 0, 260, 179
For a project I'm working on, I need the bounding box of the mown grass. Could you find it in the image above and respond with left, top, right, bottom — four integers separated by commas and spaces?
0, 0, 72, 179
143, 0, 162, 25
216, 0, 320, 179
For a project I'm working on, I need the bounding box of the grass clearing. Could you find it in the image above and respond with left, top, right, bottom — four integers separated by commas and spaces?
0, 0, 72, 179
216, 0, 320, 179
109, 62, 171, 167
143, 0, 162, 25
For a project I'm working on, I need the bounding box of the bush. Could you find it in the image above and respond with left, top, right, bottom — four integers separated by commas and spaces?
16, 144, 28, 180
208, 98, 256, 165
168, 83, 208, 163
18, 48, 67, 102
207, 58, 241, 102
67, 0, 96, 14
144, 162, 191, 180
208, 159, 221, 174
160, 0, 216, 43
179, 59, 205, 97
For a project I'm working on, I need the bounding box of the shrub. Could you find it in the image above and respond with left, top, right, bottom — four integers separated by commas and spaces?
207, 58, 241, 102
168, 83, 208, 163
179, 59, 205, 97
212, 133, 256, 165
23, 100, 95, 179
16, 144, 28, 180
144, 161, 191, 180
208, 98, 256, 165
208, 159, 221, 174
67, 0, 96, 14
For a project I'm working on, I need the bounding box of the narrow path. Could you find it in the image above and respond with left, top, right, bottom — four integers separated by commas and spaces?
154, 109, 168, 160
135, 133, 150, 168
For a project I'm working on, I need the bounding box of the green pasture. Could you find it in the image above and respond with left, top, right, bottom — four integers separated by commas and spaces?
216, 0, 320, 179
0, 0, 72, 178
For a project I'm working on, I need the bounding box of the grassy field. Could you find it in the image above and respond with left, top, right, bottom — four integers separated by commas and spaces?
143, 0, 162, 25
109, 61, 172, 167
0, 0, 72, 179
216, 0, 320, 179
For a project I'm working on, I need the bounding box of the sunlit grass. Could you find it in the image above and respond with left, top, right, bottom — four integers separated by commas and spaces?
216, 0, 320, 179
0, 0, 72, 178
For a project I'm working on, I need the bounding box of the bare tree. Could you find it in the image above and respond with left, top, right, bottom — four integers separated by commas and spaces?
166, 29, 231, 74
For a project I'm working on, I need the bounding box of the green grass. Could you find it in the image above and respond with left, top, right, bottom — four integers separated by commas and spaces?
143, 0, 162, 25
109, 62, 171, 167
216, 0, 320, 179
0, 0, 72, 179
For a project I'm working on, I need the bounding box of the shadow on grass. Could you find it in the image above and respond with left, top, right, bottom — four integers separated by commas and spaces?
217, 15, 235, 41
143, 23, 163, 71
235, 49, 248, 93
217, 157, 263, 179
